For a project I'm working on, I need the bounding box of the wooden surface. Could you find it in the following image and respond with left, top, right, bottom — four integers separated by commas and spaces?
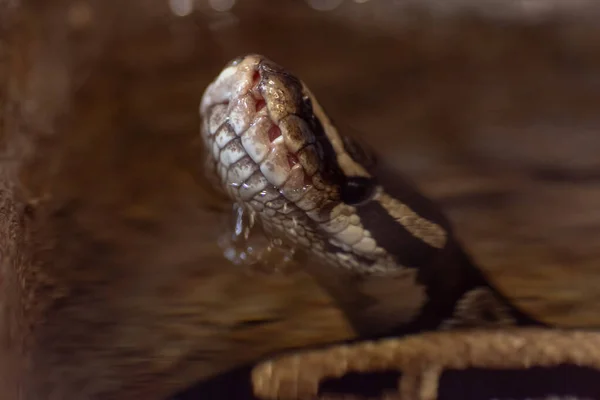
1, 0, 600, 398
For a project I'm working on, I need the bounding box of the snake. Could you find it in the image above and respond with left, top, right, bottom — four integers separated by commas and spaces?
199, 54, 545, 338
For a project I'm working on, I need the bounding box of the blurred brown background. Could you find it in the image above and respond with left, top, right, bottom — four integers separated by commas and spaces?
1, 0, 600, 398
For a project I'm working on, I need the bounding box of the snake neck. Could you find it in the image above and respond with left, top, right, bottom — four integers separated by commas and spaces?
395, 238, 545, 336
323, 238, 546, 340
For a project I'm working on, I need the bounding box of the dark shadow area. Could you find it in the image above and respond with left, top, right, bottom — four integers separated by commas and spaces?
439, 364, 600, 399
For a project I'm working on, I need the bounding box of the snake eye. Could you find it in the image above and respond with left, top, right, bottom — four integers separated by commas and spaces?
301, 95, 313, 114
340, 176, 377, 205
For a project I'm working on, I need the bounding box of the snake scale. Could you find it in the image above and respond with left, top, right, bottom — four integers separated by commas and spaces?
200, 54, 543, 338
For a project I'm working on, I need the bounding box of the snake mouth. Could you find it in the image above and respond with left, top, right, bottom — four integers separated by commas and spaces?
201, 54, 341, 221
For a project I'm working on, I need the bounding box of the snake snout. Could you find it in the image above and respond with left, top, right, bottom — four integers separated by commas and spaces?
200, 55, 336, 226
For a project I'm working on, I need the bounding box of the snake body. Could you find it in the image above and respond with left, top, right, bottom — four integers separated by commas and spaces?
200, 54, 542, 337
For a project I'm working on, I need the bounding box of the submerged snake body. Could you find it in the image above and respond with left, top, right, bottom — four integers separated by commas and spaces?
200, 55, 541, 336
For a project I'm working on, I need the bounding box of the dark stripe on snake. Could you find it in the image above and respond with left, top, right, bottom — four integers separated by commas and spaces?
397, 242, 544, 334
355, 198, 441, 269
372, 160, 452, 233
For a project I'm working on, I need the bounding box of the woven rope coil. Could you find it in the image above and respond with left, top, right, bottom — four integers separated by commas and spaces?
252, 328, 600, 400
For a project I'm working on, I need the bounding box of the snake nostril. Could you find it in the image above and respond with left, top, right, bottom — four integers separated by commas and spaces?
268, 126, 282, 142
252, 71, 260, 85
287, 154, 299, 167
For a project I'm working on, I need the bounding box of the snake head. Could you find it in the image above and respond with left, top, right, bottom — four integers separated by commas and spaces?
200, 54, 447, 275
200, 54, 346, 203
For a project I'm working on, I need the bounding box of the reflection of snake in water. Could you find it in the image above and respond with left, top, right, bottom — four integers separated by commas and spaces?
200, 54, 542, 337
